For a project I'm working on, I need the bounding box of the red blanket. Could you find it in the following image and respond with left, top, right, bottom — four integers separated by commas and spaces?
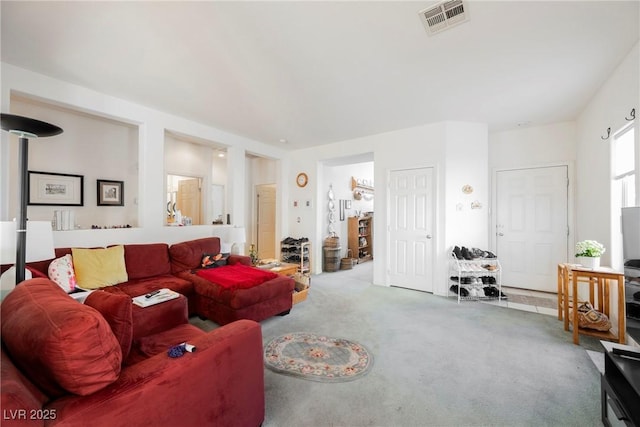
196, 264, 279, 290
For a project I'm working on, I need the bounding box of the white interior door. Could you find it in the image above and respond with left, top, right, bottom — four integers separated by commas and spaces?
388, 167, 434, 292
256, 185, 276, 259
496, 166, 568, 292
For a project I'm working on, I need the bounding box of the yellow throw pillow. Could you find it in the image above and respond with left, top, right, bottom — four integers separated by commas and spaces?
72, 246, 128, 289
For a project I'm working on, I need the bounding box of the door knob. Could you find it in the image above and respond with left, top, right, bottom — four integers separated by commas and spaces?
426, 234, 432, 239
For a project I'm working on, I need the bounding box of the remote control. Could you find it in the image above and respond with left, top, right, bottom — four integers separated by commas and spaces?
145, 290, 161, 299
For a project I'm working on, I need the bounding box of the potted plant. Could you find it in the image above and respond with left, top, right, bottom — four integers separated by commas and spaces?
575, 240, 606, 269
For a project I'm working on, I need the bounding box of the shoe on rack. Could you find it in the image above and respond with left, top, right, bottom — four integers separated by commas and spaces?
453, 246, 463, 259
634, 291, 640, 302
469, 288, 478, 297
470, 248, 484, 259
450, 285, 459, 294
484, 251, 497, 258
460, 287, 469, 297
461, 247, 473, 260
483, 286, 497, 297
450, 276, 459, 282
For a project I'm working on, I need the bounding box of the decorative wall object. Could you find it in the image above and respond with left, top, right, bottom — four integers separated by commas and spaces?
97, 179, 124, 206
296, 172, 308, 187
327, 185, 336, 234
28, 171, 83, 206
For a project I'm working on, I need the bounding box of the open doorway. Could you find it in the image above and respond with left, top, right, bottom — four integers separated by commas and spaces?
167, 174, 202, 225
246, 154, 279, 261
256, 184, 276, 259
321, 153, 374, 277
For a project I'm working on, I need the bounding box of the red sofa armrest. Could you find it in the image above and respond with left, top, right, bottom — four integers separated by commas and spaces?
46, 320, 265, 427
228, 254, 251, 266
1, 348, 49, 427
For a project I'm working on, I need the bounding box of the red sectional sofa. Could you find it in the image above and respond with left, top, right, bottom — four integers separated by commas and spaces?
1, 278, 265, 427
18, 237, 294, 326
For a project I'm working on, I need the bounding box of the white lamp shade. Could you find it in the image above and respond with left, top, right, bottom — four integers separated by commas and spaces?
227, 227, 246, 244
0, 221, 56, 264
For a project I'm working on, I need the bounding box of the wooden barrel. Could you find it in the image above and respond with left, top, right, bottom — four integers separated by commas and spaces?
323, 247, 342, 272
324, 235, 340, 248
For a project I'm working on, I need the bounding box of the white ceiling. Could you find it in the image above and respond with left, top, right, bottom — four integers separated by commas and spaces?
1, 1, 638, 149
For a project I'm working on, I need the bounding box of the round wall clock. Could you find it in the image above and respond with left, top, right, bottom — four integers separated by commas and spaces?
296, 173, 308, 188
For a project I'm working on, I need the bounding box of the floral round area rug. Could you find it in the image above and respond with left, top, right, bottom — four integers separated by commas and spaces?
264, 332, 373, 382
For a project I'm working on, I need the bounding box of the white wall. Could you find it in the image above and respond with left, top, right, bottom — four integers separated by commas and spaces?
576, 42, 639, 267
574, 42, 639, 333
489, 122, 576, 170
489, 121, 577, 255
444, 122, 489, 251
9, 96, 139, 228
1, 63, 291, 249
288, 121, 490, 295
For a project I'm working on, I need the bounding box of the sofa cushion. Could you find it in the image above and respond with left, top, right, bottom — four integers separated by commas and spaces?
201, 252, 229, 269
127, 323, 204, 365
85, 291, 133, 359
123, 243, 171, 280
103, 275, 194, 299
72, 245, 128, 289
0, 278, 122, 397
48, 254, 77, 293
170, 237, 221, 273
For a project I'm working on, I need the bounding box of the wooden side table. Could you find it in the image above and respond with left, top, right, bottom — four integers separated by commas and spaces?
569, 265, 626, 345
558, 263, 593, 329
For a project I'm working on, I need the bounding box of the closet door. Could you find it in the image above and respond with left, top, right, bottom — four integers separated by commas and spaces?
388, 167, 435, 293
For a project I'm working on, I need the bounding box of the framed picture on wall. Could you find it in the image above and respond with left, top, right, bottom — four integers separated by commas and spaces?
28, 171, 84, 206
97, 179, 124, 206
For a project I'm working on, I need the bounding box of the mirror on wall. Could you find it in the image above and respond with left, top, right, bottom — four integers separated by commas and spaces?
211, 184, 225, 224
167, 174, 203, 225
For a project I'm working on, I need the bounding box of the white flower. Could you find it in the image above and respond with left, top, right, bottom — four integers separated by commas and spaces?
575, 240, 605, 257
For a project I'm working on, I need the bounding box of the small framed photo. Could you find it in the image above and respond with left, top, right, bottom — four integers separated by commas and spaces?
97, 180, 124, 206
28, 171, 84, 206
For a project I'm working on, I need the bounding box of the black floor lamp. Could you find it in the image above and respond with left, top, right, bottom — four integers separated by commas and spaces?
1, 113, 63, 284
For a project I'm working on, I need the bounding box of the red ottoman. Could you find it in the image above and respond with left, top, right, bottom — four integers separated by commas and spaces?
169, 237, 294, 325
189, 265, 294, 325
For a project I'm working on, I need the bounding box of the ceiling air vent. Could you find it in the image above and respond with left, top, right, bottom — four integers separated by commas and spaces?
418, 0, 468, 35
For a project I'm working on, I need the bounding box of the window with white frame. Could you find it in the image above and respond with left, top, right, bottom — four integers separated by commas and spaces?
613, 125, 636, 208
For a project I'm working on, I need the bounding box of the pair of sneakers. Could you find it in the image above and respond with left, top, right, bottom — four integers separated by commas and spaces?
453, 246, 497, 260
449, 284, 469, 297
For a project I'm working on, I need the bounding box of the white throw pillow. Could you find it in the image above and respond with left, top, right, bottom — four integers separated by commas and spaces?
48, 254, 77, 293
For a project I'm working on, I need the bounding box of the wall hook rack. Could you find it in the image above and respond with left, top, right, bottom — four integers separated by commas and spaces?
601, 127, 611, 140
625, 108, 635, 121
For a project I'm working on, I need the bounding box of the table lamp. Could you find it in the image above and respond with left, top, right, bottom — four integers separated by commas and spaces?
1, 113, 63, 284
1, 221, 56, 299
228, 226, 246, 255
